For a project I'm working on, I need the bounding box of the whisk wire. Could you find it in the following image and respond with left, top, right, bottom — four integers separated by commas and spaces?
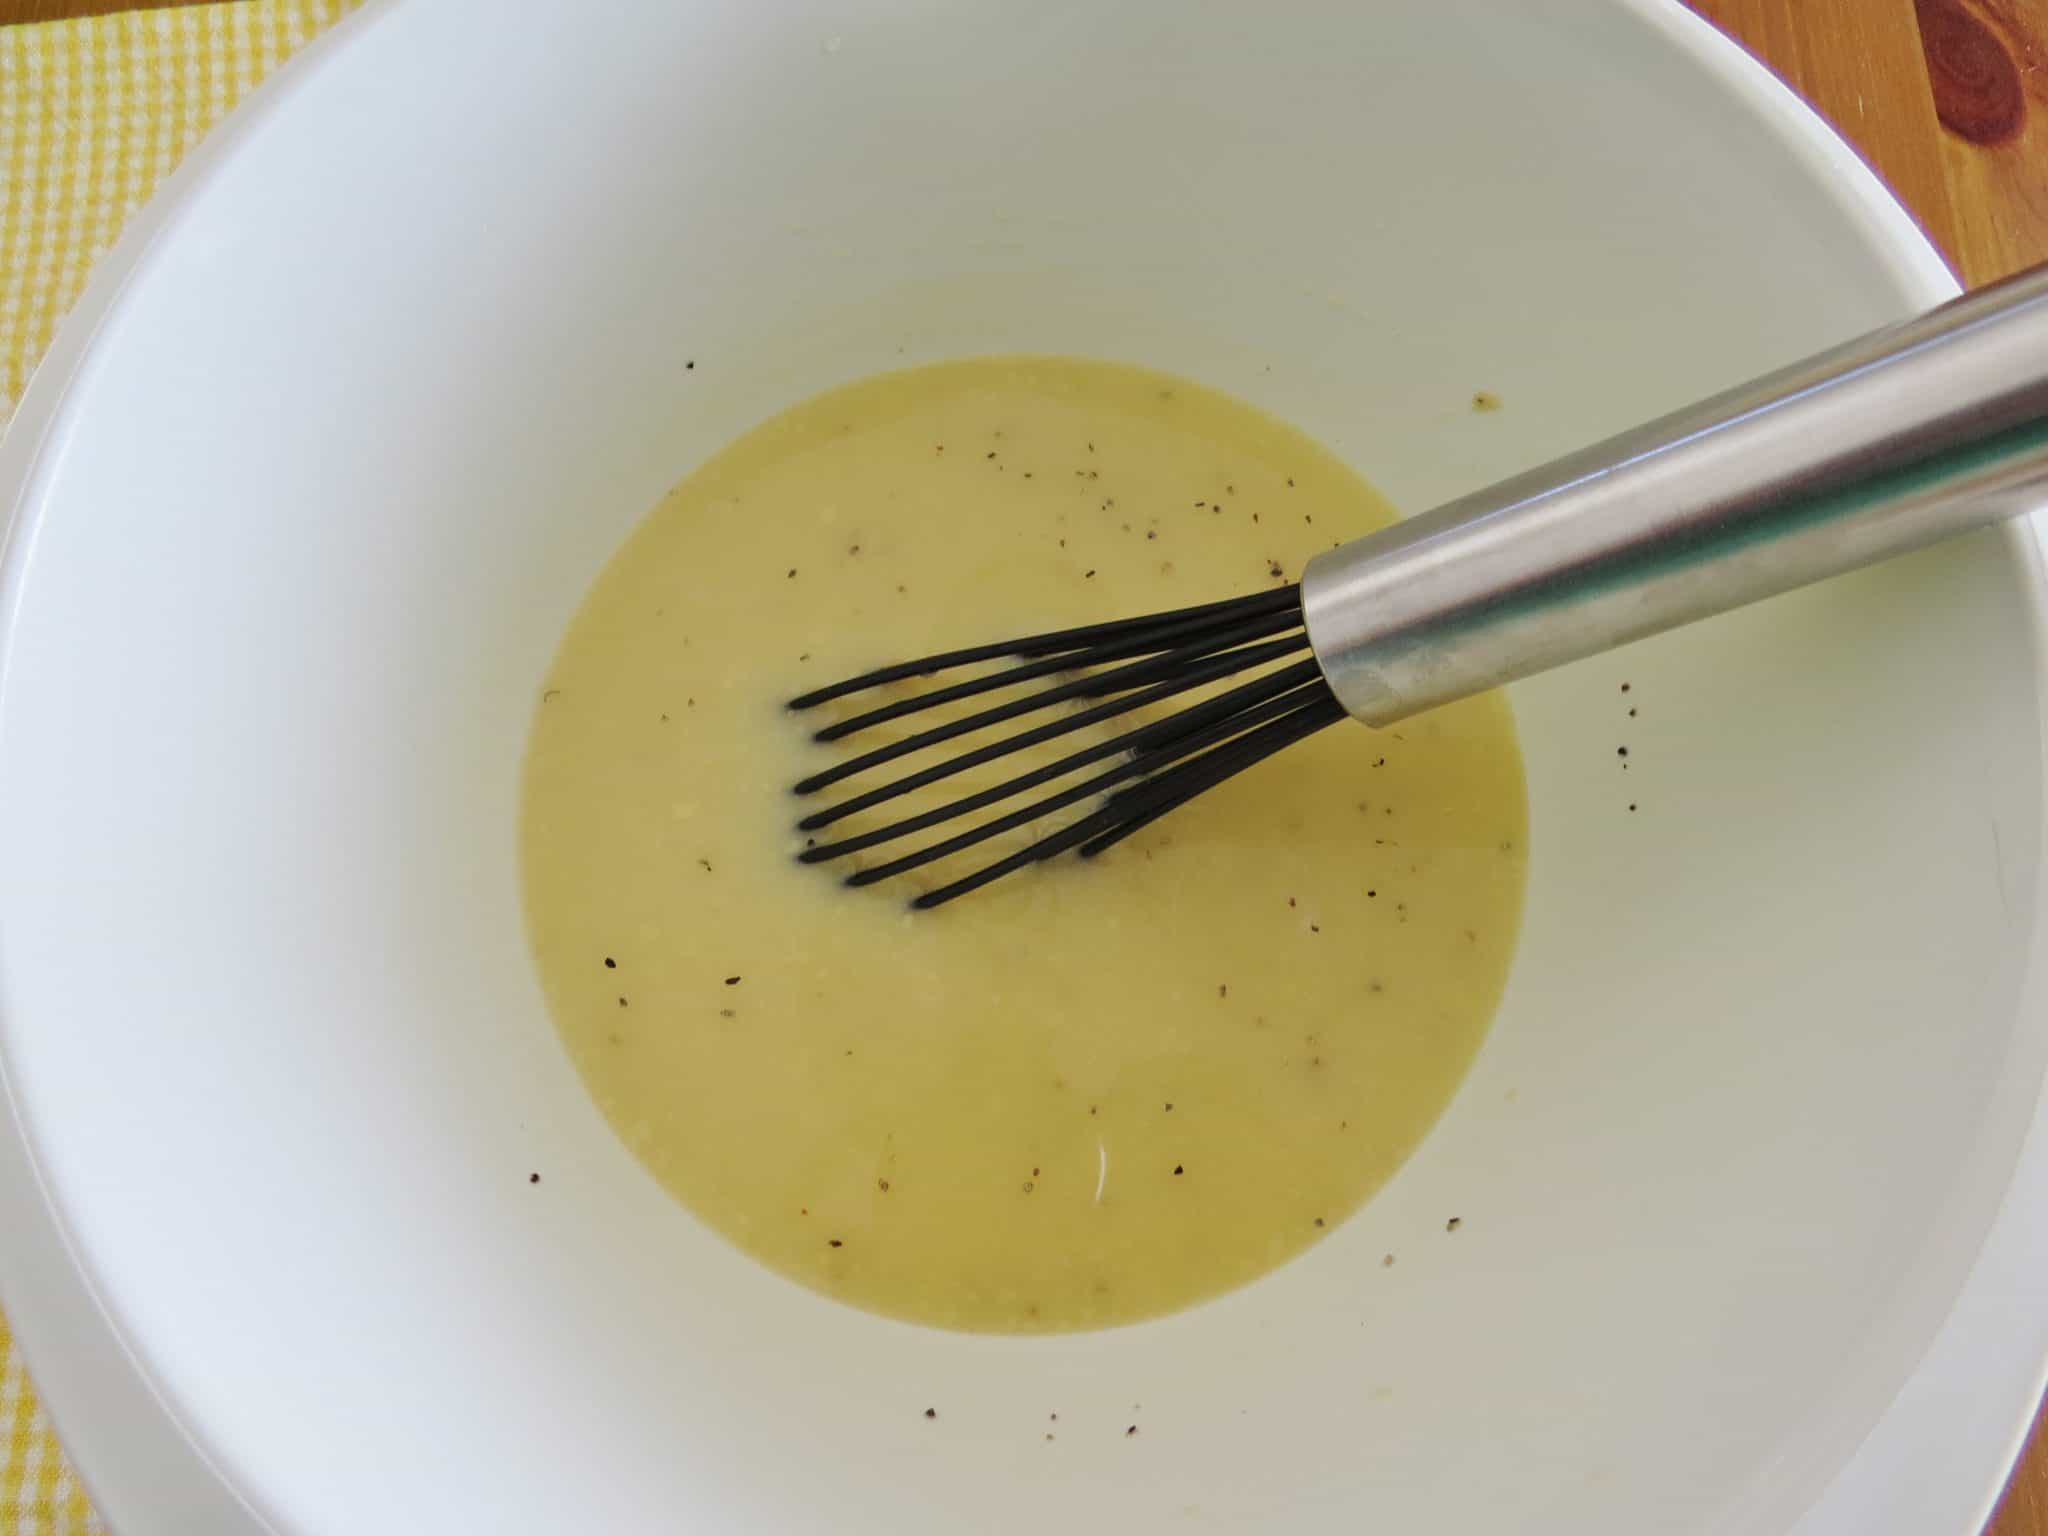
790, 626, 1310, 797
903, 688, 1345, 910
807, 669, 1332, 867
785, 585, 1304, 711
811, 599, 1306, 743
795, 654, 1327, 832
788, 582, 1343, 906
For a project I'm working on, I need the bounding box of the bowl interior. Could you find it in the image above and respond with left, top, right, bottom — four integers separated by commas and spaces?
0, 1, 2042, 1532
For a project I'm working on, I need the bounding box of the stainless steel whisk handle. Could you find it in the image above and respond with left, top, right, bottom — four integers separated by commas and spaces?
1302, 261, 2048, 727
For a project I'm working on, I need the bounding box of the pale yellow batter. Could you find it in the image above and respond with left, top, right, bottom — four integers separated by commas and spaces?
520, 357, 1526, 1333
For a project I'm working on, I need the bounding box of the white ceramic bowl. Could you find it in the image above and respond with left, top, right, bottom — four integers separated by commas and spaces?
2, 1, 2045, 1531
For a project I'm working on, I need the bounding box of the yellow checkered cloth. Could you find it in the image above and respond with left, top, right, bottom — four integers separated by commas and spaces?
0, 3, 358, 1526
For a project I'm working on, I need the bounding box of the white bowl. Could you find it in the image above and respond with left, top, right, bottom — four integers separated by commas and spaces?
2, 1, 2045, 1531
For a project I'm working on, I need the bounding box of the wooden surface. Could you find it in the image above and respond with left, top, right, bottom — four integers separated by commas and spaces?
0, 0, 2041, 1528
1691, 0, 2048, 290
0, 0, 206, 18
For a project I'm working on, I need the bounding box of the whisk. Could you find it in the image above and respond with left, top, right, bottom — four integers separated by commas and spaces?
791, 262, 2048, 907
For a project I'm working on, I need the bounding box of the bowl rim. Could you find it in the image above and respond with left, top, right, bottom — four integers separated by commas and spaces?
0, 1, 2039, 1532
1623, 4, 2048, 1528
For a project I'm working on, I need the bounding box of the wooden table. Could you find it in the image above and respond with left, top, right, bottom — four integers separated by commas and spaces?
0, 0, 2041, 1528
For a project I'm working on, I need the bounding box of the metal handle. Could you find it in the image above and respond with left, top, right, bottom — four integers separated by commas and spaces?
1301, 262, 2048, 726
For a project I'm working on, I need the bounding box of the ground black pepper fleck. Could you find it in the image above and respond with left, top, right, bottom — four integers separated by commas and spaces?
925, 1408, 937, 1419
878, 1178, 890, 1192
1218, 983, 1228, 998
1084, 569, 1097, 579
1617, 746, 1628, 758
786, 568, 797, 578
1446, 1217, 1462, 1232
617, 996, 628, 1008
529, 1172, 541, 1184
1126, 1425, 1139, 1437
604, 957, 617, 969
1173, 1164, 1184, 1176
829, 1238, 844, 1248
686, 360, 695, 370
724, 975, 742, 986
1314, 1217, 1324, 1227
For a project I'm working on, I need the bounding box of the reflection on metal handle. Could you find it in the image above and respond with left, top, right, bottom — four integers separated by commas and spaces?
1302, 263, 2048, 726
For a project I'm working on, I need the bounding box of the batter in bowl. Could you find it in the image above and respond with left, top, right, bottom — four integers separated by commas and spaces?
520, 357, 1526, 1332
